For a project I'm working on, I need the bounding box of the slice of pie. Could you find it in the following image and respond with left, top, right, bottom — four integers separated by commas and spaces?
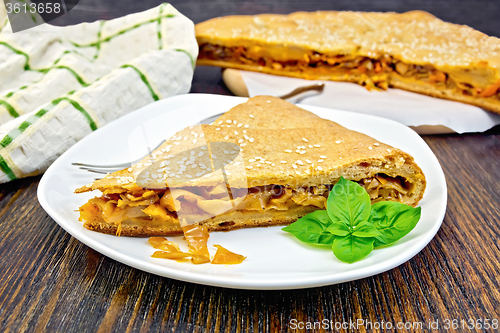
76, 96, 426, 236
195, 11, 500, 114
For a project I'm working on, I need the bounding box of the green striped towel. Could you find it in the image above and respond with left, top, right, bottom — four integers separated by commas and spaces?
0, 3, 197, 182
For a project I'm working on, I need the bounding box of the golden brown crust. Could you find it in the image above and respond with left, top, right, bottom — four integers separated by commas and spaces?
214, 95, 340, 128
195, 11, 500, 114
84, 207, 317, 236
83, 222, 177, 237
196, 11, 500, 70
77, 96, 426, 236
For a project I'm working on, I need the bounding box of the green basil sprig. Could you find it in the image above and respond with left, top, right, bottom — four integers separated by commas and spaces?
282, 177, 421, 263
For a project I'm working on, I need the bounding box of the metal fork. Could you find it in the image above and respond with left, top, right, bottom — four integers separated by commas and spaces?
73, 83, 325, 174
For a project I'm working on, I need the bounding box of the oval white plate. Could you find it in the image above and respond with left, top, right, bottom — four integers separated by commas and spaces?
38, 94, 447, 290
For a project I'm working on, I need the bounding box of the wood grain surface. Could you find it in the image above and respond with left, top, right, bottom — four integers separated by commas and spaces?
1, 1, 500, 332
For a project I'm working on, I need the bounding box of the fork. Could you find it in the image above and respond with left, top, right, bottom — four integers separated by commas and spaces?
73, 83, 325, 174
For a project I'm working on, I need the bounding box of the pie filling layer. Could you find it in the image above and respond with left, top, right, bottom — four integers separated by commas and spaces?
198, 43, 500, 100
79, 173, 415, 233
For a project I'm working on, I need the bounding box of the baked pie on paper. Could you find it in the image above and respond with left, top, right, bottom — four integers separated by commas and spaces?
196, 11, 500, 114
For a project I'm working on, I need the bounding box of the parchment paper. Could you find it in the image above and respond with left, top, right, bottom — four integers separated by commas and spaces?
241, 71, 500, 134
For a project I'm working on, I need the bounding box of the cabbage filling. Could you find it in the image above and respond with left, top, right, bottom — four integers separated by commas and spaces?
199, 43, 500, 99
78, 173, 414, 230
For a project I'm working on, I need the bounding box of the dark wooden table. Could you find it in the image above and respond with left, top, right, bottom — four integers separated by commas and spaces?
1, 1, 500, 332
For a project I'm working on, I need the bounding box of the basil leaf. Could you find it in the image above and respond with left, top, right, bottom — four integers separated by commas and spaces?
316, 233, 337, 246
326, 221, 350, 236
332, 235, 374, 263
351, 221, 382, 237
282, 210, 335, 245
327, 177, 371, 227
370, 201, 422, 248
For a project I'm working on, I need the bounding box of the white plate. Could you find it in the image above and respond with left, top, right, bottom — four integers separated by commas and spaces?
38, 94, 447, 290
